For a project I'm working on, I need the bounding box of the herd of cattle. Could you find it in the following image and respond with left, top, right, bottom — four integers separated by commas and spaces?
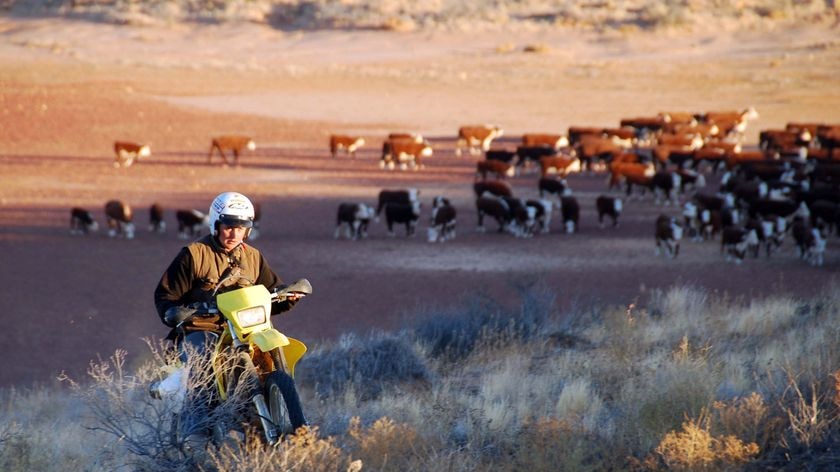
331, 109, 838, 266
82, 108, 838, 267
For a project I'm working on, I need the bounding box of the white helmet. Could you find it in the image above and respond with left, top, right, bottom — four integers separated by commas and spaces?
209, 192, 255, 236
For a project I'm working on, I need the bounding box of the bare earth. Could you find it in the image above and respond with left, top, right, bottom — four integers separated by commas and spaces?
1, 17, 839, 387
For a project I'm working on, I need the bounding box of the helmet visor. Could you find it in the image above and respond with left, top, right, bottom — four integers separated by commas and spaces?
218, 214, 253, 228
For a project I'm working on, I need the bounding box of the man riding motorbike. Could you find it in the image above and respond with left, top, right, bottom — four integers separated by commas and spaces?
153, 191, 307, 447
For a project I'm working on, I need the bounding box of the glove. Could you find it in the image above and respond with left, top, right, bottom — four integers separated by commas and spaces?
164, 305, 196, 327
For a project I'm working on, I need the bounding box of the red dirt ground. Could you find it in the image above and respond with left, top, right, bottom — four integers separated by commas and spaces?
1, 19, 838, 387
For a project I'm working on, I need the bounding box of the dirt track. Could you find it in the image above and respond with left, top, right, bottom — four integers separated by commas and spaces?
1, 18, 839, 387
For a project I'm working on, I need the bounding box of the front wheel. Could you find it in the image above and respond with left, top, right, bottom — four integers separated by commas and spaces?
265, 370, 307, 437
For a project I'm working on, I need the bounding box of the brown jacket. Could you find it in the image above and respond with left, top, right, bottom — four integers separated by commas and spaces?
154, 235, 290, 330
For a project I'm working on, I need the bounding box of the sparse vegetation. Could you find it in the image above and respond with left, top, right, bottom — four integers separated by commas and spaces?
1, 0, 836, 31
2, 282, 840, 470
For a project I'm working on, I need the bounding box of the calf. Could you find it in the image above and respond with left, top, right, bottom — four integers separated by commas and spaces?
474, 180, 513, 198
381, 138, 432, 170
334, 203, 375, 240
113, 141, 150, 168
560, 196, 580, 234
207, 135, 255, 166
376, 189, 419, 220
456, 124, 503, 156
69, 207, 99, 235
655, 214, 683, 258
427, 198, 457, 242
104, 200, 135, 239
526, 199, 553, 234
596, 195, 622, 228
651, 170, 682, 205
384, 201, 421, 237
503, 197, 537, 238
329, 135, 365, 158
721, 227, 759, 264
176, 209, 208, 239
149, 203, 165, 233
476, 159, 515, 181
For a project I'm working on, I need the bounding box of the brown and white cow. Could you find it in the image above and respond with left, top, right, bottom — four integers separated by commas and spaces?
476, 159, 515, 181
721, 227, 759, 264
149, 203, 165, 233
539, 155, 581, 178
474, 180, 514, 198
700, 107, 759, 141
456, 125, 503, 156
104, 200, 135, 239
176, 209, 208, 239
70, 208, 99, 235
476, 195, 513, 233
792, 216, 826, 266
113, 141, 150, 168
538, 177, 572, 202
329, 135, 366, 158
654, 214, 683, 258
522, 133, 569, 150
207, 135, 256, 166
335, 203, 375, 240
381, 138, 432, 170
609, 161, 655, 196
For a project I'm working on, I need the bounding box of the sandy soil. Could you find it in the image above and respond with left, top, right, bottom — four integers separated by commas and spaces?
1, 17, 839, 387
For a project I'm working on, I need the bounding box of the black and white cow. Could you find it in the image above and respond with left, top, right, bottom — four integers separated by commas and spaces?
476, 195, 513, 233
651, 170, 682, 205
538, 177, 572, 203
376, 188, 419, 220
334, 202, 375, 240
149, 203, 165, 233
721, 227, 759, 264
176, 209, 208, 239
384, 200, 422, 237
104, 200, 135, 239
503, 196, 538, 238
655, 214, 683, 258
526, 199, 553, 234
427, 196, 457, 242
560, 196, 580, 234
596, 195, 622, 228
70, 207, 99, 235
792, 217, 827, 266
745, 217, 785, 257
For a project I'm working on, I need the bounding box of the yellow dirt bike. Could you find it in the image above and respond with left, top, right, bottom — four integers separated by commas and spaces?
153, 277, 312, 445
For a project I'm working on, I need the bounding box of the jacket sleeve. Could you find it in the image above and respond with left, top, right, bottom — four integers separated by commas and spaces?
154, 248, 196, 326
255, 252, 296, 315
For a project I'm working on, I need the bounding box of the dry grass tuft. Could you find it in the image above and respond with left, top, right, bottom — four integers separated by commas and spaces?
651, 411, 759, 471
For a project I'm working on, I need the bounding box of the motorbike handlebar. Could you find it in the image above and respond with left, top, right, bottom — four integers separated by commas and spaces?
272, 278, 313, 302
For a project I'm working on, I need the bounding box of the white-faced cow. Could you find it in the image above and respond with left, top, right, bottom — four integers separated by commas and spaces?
476, 159, 515, 181
526, 199, 553, 234
335, 203, 375, 240
522, 133, 569, 150
70, 208, 99, 235
376, 189, 419, 220
329, 135, 365, 158
381, 138, 432, 170
596, 195, 623, 228
427, 196, 457, 243
456, 125, 503, 156
476, 195, 512, 233
721, 227, 759, 264
539, 177, 572, 202
384, 200, 422, 237
149, 203, 165, 233
655, 214, 683, 258
539, 155, 581, 178
104, 200, 135, 239
113, 141, 150, 168
176, 209, 209, 239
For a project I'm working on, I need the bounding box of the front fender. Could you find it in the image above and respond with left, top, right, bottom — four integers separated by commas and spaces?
250, 329, 289, 352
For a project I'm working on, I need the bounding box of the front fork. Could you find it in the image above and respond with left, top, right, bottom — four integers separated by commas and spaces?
252, 393, 279, 444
